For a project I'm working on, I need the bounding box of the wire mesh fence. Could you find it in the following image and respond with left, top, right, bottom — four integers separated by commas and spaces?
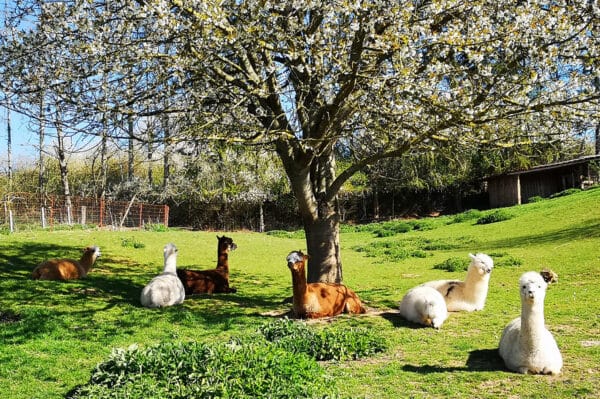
1, 192, 169, 232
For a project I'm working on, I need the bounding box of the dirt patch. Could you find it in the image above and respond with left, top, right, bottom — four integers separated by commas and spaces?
0, 310, 21, 324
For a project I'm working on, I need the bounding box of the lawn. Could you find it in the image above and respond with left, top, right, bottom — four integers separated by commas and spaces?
1, 188, 599, 398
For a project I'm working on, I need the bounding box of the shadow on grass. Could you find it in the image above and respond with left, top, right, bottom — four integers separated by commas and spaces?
484, 218, 600, 249
378, 310, 429, 329
402, 348, 506, 373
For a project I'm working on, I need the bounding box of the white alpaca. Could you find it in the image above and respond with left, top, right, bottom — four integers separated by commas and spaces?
399, 286, 448, 329
140, 243, 185, 308
498, 271, 563, 375
423, 253, 494, 312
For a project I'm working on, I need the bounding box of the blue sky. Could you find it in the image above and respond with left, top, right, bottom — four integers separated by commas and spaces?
0, 108, 38, 162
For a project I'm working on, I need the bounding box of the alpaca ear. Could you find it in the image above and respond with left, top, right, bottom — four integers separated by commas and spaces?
468, 253, 476, 260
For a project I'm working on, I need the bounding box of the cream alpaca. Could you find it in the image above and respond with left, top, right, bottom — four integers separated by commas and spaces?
423, 253, 494, 312
498, 271, 563, 375
399, 286, 448, 329
140, 243, 185, 308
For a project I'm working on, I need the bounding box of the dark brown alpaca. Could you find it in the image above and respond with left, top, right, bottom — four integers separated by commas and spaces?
176, 236, 237, 295
286, 250, 366, 319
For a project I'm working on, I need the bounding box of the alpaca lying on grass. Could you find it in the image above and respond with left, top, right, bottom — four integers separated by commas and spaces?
399, 286, 448, 329
285, 250, 365, 319
498, 271, 563, 375
177, 235, 238, 295
423, 253, 494, 312
140, 243, 185, 308
31, 246, 101, 280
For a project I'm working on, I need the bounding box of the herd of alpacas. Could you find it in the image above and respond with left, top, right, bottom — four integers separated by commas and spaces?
31, 239, 563, 376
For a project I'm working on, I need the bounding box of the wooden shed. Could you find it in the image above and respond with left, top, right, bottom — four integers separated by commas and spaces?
486, 155, 600, 208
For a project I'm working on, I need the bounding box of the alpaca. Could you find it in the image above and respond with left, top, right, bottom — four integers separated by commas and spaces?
285, 250, 365, 319
498, 271, 563, 375
422, 253, 494, 312
399, 286, 448, 329
31, 246, 101, 280
176, 235, 237, 295
140, 243, 185, 308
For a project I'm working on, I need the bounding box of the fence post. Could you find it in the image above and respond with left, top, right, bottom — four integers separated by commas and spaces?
41, 207, 46, 229
139, 203, 143, 228
9, 210, 14, 233
81, 206, 87, 226
99, 198, 104, 227
164, 205, 169, 227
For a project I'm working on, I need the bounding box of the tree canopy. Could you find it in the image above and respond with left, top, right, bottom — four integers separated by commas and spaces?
2, 0, 599, 281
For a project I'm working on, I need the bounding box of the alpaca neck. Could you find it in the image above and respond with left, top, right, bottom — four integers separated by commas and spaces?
291, 267, 308, 307
520, 301, 546, 344
163, 255, 177, 274
79, 253, 96, 273
464, 267, 489, 299
216, 251, 229, 276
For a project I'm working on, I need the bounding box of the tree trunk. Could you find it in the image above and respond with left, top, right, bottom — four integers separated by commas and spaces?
163, 114, 170, 190
55, 118, 72, 224
6, 106, 12, 193
128, 114, 134, 181
38, 96, 46, 200
100, 117, 108, 199
277, 140, 343, 283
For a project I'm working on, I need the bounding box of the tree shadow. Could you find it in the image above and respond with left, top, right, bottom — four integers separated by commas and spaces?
402, 348, 506, 373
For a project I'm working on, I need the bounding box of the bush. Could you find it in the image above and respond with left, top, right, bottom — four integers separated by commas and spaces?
144, 223, 169, 232
372, 222, 413, 237
527, 196, 545, 203
259, 318, 388, 361
450, 209, 484, 224
433, 257, 469, 272
121, 237, 145, 249
69, 340, 334, 399
549, 188, 581, 199
476, 210, 513, 225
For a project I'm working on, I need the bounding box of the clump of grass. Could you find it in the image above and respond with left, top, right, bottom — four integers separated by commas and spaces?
259, 318, 387, 361
372, 222, 413, 237
353, 240, 429, 261
527, 195, 545, 203
433, 257, 469, 272
476, 209, 513, 225
266, 229, 306, 239
121, 237, 146, 249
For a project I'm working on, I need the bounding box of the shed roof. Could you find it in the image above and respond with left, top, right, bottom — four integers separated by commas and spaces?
488, 154, 600, 179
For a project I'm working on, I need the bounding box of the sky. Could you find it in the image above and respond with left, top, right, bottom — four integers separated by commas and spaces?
0, 108, 38, 165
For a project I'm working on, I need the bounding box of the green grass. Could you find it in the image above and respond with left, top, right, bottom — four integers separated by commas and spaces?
1, 188, 600, 398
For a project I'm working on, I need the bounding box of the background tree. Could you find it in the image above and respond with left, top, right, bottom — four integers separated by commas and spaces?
1, 0, 598, 282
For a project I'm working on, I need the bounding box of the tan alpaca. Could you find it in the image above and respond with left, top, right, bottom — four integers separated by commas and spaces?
285, 250, 365, 319
31, 246, 101, 280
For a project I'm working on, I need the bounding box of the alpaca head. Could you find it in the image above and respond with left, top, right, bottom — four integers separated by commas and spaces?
519, 271, 547, 305
286, 250, 308, 273
164, 243, 178, 260
468, 253, 494, 276
217, 235, 237, 252
84, 246, 101, 259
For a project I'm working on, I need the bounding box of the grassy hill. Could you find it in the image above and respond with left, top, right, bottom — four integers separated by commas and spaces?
1, 188, 599, 398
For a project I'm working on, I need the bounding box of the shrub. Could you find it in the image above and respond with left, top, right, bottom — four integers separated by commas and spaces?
144, 223, 169, 232
476, 210, 513, 225
69, 340, 335, 399
259, 318, 387, 361
373, 222, 413, 237
433, 257, 469, 272
527, 196, 545, 203
450, 209, 484, 224
549, 188, 581, 199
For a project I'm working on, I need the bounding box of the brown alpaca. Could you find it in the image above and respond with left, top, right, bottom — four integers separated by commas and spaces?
31, 246, 101, 280
285, 250, 366, 319
176, 235, 237, 295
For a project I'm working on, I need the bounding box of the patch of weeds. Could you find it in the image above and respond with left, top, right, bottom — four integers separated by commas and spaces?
71, 341, 333, 399
144, 223, 169, 232
549, 188, 581, 198
409, 219, 437, 231
372, 222, 413, 237
527, 196, 545, 203
433, 257, 469, 272
476, 209, 513, 225
450, 209, 484, 224
353, 240, 428, 261
259, 318, 387, 361
266, 230, 306, 239
121, 237, 146, 249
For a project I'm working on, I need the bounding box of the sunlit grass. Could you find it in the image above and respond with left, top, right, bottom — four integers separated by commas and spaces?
1, 188, 599, 398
